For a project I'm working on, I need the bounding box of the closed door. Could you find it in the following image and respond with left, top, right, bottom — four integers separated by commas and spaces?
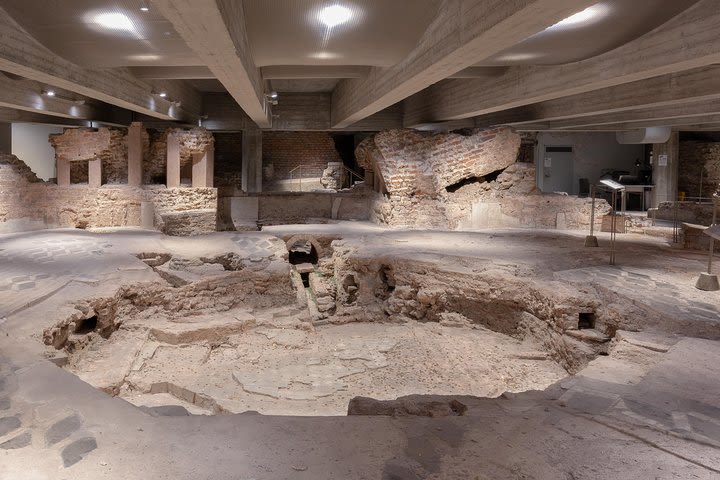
542, 146, 574, 194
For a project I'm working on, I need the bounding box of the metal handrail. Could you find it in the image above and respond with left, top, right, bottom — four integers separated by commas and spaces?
339, 164, 364, 189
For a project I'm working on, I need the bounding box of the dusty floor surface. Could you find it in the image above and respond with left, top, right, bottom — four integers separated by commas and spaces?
0, 223, 718, 479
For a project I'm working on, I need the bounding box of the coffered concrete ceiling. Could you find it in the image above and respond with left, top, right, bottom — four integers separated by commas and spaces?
0, 0, 717, 133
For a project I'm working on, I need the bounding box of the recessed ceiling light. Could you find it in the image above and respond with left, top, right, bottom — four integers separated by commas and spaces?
43, 89, 56, 97
127, 54, 161, 61
494, 53, 541, 62
94, 12, 134, 31
309, 51, 341, 60
158, 92, 167, 98
549, 4, 610, 29
140, 6, 149, 12
319, 5, 352, 28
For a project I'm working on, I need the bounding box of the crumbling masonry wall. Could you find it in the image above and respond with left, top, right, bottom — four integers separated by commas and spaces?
0, 154, 216, 234
357, 128, 609, 230
679, 140, 720, 199
145, 128, 215, 184
50, 127, 128, 184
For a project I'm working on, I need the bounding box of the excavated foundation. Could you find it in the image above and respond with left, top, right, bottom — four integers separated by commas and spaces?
39, 232, 650, 416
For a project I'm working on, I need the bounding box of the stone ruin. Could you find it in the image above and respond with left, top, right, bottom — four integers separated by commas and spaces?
357, 127, 609, 230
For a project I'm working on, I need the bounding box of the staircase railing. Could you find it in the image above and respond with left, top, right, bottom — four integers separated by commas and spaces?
340, 164, 364, 189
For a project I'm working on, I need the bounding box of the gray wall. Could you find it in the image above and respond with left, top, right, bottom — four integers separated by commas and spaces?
535, 132, 644, 195
11, 123, 64, 180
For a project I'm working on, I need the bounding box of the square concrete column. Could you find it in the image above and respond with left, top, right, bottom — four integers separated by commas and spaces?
241, 128, 262, 193
192, 144, 214, 188
166, 133, 181, 188
0, 123, 11, 154
88, 158, 102, 188
127, 122, 143, 186
56, 157, 70, 186
652, 132, 679, 206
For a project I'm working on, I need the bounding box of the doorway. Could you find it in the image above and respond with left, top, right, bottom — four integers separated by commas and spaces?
541, 146, 574, 194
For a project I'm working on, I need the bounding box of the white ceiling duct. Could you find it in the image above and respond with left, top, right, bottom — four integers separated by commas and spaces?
616, 127, 672, 144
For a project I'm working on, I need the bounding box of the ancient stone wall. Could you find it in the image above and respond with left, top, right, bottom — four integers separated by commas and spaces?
0, 154, 217, 234
359, 128, 609, 230
263, 132, 341, 184
679, 140, 720, 199
48, 126, 214, 186
145, 128, 215, 184
50, 128, 128, 184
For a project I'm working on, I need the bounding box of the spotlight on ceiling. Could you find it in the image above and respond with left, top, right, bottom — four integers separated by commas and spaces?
93, 12, 135, 31
549, 4, 610, 30
309, 51, 341, 60
158, 92, 167, 98
319, 5, 352, 28
265, 92, 279, 105
42, 89, 56, 97
140, 6, 149, 12
494, 53, 541, 62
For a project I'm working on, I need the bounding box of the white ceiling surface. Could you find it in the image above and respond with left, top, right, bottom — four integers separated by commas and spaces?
0, 0, 201, 68
242, 0, 443, 67
479, 0, 701, 66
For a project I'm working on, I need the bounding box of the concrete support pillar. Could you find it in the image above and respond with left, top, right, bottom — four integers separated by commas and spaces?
56, 157, 70, 186
241, 129, 262, 193
88, 158, 102, 188
192, 144, 214, 188
0, 123, 11, 154
652, 132, 680, 207
166, 133, 181, 188
127, 122, 143, 186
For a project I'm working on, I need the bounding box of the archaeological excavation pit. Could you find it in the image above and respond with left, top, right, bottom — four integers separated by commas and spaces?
38, 234, 623, 417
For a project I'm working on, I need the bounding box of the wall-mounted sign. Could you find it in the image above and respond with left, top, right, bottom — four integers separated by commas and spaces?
544, 157, 552, 167
658, 154, 668, 166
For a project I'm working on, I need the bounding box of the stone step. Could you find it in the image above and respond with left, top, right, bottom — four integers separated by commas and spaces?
565, 329, 611, 344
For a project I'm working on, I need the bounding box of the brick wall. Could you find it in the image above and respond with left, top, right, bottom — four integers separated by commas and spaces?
0, 154, 217, 234
358, 127, 609, 230
50, 128, 127, 184
145, 127, 215, 184
262, 131, 341, 182
48, 126, 213, 186
357, 128, 521, 198
679, 140, 720, 199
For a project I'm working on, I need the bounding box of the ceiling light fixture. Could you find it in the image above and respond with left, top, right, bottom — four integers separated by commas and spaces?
548, 4, 610, 30
158, 92, 167, 98
42, 89, 56, 97
494, 53, 541, 62
140, 6, 149, 12
309, 51, 341, 60
265, 92, 279, 105
93, 12, 135, 31
319, 5, 352, 28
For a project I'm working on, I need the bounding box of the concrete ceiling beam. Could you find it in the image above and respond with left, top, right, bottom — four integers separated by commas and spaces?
519, 113, 720, 132
262, 66, 371, 80
129, 66, 216, 80
403, 0, 720, 125
0, 106, 87, 127
474, 66, 720, 128
0, 6, 199, 123
330, 0, 596, 128
152, 0, 271, 128
512, 100, 720, 131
